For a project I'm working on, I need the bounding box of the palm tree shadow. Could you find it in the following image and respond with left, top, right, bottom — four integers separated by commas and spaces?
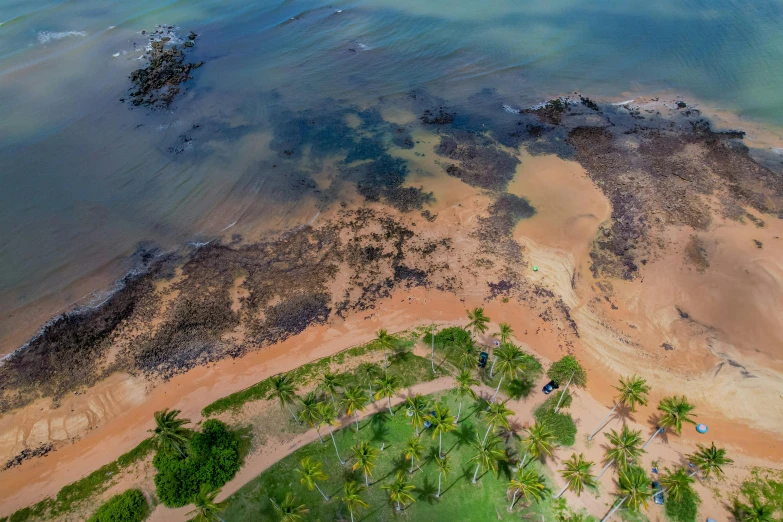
615, 402, 637, 425
497, 457, 514, 481
446, 422, 474, 455
646, 413, 670, 445
377, 454, 409, 483
440, 465, 473, 496
460, 397, 489, 423
416, 476, 439, 504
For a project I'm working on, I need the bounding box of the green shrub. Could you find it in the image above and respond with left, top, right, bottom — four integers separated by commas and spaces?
534, 396, 577, 446
422, 326, 470, 348
154, 420, 241, 507
665, 489, 700, 522
547, 355, 587, 387
88, 489, 149, 522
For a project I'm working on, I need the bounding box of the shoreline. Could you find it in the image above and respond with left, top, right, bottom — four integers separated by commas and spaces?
1, 90, 783, 518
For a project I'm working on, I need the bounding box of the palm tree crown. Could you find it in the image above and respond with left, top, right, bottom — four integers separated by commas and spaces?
466, 307, 490, 338
404, 436, 425, 473
405, 394, 430, 435
433, 454, 451, 497
614, 374, 651, 412
522, 422, 557, 465
734, 498, 778, 522
507, 468, 546, 511
454, 369, 479, 422
321, 371, 343, 405
148, 408, 192, 456
271, 492, 309, 522
350, 440, 379, 486
495, 322, 514, 344
657, 395, 697, 434
382, 472, 416, 511
483, 400, 513, 442
470, 431, 507, 483
374, 373, 401, 415
618, 466, 652, 511
605, 425, 645, 471
556, 453, 596, 499
188, 484, 227, 522
427, 403, 456, 457
341, 481, 369, 522
269, 374, 299, 422
659, 467, 694, 502
373, 329, 397, 367
459, 340, 479, 370
296, 457, 330, 501
688, 442, 733, 478
341, 385, 369, 432
491, 344, 527, 401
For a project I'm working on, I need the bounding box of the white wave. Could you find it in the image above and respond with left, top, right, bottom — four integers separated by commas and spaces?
190, 240, 212, 247
220, 220, 238, 232
356, 42, 371, 51
108, 25, 115, 30
612, 99, 636, 106
772, 148, 783, 156
502, 104, 520, 114
336, 9, 343, 13
112, 52, 120, 57
37, 30, 87, 44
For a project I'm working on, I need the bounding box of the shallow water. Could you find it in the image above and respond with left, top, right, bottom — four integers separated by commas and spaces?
1, 0, 783, 352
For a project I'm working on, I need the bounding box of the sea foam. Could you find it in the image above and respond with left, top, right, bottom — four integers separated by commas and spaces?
37, 30, 87, 44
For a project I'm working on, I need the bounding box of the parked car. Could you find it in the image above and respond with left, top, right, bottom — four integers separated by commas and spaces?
542, 380, 559, 394
652, 481, 664, 505
478, 351, 489, 368
423, 411, 437, 429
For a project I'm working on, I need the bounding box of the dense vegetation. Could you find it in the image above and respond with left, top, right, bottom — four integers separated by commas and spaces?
153, 419, 241, 507
534, 395, 577, 446
87, 489, 149, 522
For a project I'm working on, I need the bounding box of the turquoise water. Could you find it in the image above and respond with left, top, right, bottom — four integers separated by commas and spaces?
1, 0, 782, 348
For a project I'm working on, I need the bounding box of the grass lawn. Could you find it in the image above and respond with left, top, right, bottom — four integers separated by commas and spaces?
221, 391, 567, 521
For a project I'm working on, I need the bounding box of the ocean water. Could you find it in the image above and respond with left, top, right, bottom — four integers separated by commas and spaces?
1, 0, 783, 351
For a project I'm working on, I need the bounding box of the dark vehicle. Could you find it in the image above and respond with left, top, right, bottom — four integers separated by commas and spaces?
542, 380, 559, 395
478, 352, 489, 368
423, 411, 436, 429
652, 481, 664, 505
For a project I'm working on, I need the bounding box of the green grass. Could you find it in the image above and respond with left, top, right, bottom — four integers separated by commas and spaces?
735, 467, 783, 514
220, 391, 562, 522
8, 438, 154, 522
534, 396, 577, 447
203, 336, 431, 417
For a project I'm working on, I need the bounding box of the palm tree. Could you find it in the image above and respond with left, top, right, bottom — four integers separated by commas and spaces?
405, 394, 429, 436
492, 344, 526, 402
659, 467, 694, 501
341, 481, 369, 522
404, 436, 425, 473
491, 322, 513, 377
316, 402, 345, 465
482, 400, 513, 443
520, 422, 557, 467
188, 484, 227, 522
734, 498, 778, 522
373, 329, 397, 368
644, 395, 697, 448
269, 374, 300, 424
454, 370, 479, 422
597, 425, 644, 479
298, 392, 324, 443
555, 453, 596, 498
374, 373, 400, 415
341, 386, 369, 432
297, 456, 330, 501
459, 340, 479, 370
270, 492, 309, 522
601, 466, 651, 522
427, 403, 456, 457
433, 454, 451, 498
688, 442, 733, 479
588, 375, 651, 441
321, 371, 343, 406
466, 307, 490, 339
358, 362, 382, 397
507, 468, 546, 511
351, 440, 379, 487
470, 431, 507, 483
382, 471, 416, 512
148, 408, 191, 457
